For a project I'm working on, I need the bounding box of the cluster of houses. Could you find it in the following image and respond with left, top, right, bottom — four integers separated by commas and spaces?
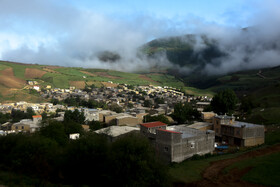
39, 84, 211, 110
0, 84, 265, 163
94, 112, 264, 162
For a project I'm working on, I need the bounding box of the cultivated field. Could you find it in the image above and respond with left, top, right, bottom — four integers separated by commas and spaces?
25, 68, 47, 79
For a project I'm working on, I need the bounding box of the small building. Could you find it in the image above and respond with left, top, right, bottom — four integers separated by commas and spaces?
140, 122, 215, 163
201, 112, 216, 123
116, 115, 141, 127
196, 102, 210, 112
70, 133, 80, 140
213, 115, 265, 147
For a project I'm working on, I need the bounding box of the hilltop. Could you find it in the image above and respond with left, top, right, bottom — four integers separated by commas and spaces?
142, 34, 224, 72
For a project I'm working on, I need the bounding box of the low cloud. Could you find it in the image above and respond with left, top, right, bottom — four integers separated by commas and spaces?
0, 0, 280, 75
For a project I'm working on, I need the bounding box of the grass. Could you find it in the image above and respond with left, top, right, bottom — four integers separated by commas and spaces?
246, 107, 280, 125
54, 67, 88, 77
169, 152, 243, 183
265, 128, 280, 145
147, 74, 185, 88
0, 64, 9, 71
0, 167, 68, 187
224, 152, 280, 187
183, 87, 214, 97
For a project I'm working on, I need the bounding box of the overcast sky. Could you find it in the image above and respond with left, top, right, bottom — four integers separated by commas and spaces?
0, 0, 279, 72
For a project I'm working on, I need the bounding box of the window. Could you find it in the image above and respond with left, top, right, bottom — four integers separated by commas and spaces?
16, 126, 18, 129
22, 126, 24, 129
190, 142, 195, 149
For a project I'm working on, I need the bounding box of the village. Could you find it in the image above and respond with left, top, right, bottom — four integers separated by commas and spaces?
0, 83, 265, 163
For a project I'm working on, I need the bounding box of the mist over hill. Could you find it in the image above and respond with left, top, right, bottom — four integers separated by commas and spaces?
1, 1, 280, 76
142, 25, 280, 76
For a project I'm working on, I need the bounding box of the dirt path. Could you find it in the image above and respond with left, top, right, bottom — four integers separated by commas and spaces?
180, 144, 280, 187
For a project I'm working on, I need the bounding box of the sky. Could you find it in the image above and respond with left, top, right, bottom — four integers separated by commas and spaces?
0, 0, 280, 73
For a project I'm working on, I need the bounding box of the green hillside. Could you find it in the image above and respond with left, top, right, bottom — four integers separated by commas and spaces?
0, 61, 212, 103
183, 66, 280, 125
142, 34, 224, 69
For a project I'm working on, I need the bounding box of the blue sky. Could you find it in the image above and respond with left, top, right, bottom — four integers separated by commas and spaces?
0, 0, 279, 71
69, 0, 256, 26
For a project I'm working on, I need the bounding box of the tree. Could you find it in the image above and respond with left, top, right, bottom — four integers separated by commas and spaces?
144, 114, 170, 124
0, 112, 10, 124
211, 89, 238, 115
39, 121, 68, 146
172, 102, 200, 124
109, 103, 123, 113
240, 96, 254, 114
64, 109, 85, 124
109, 134, 169, 186
88, 120, 103, 131
26, 107, 35, 119
144, 100, 152, 108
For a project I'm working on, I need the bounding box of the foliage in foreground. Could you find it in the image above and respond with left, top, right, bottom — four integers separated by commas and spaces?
0, 128, 169, 186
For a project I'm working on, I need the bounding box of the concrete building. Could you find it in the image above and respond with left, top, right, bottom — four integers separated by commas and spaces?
196, 102, 210, 112
95, 126, 139, 142
201, 112, 216, 123
140, 122, 215, 163
213, 115, 265, 147
11, 115, 42, 133
115, 115, 141, 127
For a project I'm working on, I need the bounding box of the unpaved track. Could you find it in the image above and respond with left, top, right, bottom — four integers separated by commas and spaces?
177, 144, 280, 187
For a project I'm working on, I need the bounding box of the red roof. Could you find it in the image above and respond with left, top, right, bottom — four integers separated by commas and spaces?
157, 129, 182, 134
32, 115, 42, 118
141, 121, 167, 128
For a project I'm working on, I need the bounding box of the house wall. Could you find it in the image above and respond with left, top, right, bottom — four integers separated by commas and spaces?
244, 137, 265, 146
11, 124, 30, 132
156, 129, 215, 163
220, 124, 264, 146
140, 125, 167, 140
201, 112, 215, 123
116, 117, 140, 127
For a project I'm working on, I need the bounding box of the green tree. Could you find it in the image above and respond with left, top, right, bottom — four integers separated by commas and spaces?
127, 103, 134, 109
211, 89, 238, 115
0, 112, 10, 124
172, 102, 200, 124
240, 96, 254, 114
39, 121, 68, 146
144, 100, 152, 107
144, 114, 170, 124
109, 134, 169, 186
64, 109, 85, 124
64, 121, 84, 135
109, 103, 123, 113
88, 120, 103, 131
26, 107, 35, 119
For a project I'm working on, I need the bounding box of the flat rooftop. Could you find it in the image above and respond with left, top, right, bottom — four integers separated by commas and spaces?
187, 122, 213, 129
95, 126, 139, 137
229, 121, 263, 128
167, 125, 212, 138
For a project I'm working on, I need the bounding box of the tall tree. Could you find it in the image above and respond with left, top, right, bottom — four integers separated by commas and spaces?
172, 102, 200, 124
211, 89, 238, 115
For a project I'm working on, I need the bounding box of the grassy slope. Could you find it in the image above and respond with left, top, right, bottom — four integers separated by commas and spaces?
0, 61, 212, 102
169, 152, 243, 183
224, 152, 280, 186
